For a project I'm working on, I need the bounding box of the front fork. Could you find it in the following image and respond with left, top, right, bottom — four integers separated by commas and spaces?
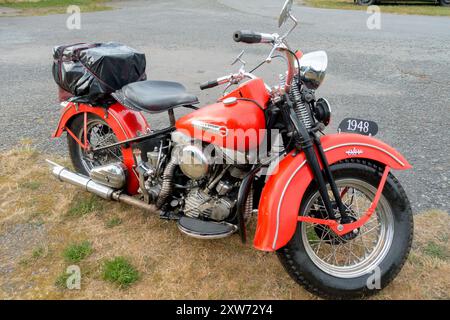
283, 95, 348, 221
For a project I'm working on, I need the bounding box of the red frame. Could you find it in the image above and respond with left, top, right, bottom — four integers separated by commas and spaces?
52, 102, 150, 194
253, 133, 412, 252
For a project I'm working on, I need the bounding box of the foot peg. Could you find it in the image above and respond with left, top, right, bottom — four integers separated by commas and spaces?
177, 216, 237, 239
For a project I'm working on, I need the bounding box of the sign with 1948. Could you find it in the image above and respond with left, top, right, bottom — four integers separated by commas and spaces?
338, 118, 378, 136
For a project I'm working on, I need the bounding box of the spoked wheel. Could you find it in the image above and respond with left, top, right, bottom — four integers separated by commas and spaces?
67, 114, 123, 175
277, 159, 413, 299
302, 178, 394, 279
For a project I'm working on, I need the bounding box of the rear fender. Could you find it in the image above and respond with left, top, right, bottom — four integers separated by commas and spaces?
52, 102, 150, 194
254, 133, 412, 251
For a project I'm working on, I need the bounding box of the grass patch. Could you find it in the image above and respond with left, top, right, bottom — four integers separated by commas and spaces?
32, 246, 45, 259
102, 257, 140, 288
54, 271, 70, 289
0, 0, 112, 16
63, 241, 92, 263
106, 217, 122, 228
67, 193, 104, 217
423, 241, 448, 260
303, 0, 450, 17
19, 180, 41, 190
19, 246, 47, 266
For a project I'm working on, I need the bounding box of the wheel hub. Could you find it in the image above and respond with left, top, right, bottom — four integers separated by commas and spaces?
311, 203, 359, 244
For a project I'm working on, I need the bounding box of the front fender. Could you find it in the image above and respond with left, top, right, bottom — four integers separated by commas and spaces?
52, 102, 150, 194
254, 133, 411, 251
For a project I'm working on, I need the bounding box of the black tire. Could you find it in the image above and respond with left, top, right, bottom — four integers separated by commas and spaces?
277, 159, 413, 299
440, 0, 450, 7
67, 114, 122, 175
356, 0, 376, 5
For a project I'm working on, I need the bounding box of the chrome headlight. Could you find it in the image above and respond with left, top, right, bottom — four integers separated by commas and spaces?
299, 51, 328, 90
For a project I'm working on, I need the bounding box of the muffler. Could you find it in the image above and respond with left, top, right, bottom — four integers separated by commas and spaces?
46, 160, 159, 213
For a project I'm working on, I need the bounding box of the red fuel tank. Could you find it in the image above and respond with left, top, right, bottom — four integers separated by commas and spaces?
175, 80, 269, 152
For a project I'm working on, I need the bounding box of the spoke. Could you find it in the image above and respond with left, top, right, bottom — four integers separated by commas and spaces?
349, 246, 362, 264
360, 231, 369, 257
315, 226, 331, 255
81, 122, 123, 171
358, 225, 379, 237
323, 252, 334, 263
332, 242, 339, 265
106, 148, 122, 162
302, 179, 391, 276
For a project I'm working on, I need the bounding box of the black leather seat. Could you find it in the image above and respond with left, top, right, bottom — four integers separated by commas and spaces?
112, 80, 198, 113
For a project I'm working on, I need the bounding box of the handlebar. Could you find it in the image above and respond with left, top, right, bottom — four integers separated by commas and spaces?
199, 80, 219, 90
233, 30, 276, 44
233, 30, 296, 93
199, 72, 258, 90
199, 75, 232, 90
201, 30, 296, 93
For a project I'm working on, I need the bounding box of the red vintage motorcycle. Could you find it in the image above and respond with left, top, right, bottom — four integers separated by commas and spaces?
48, 0, 413, 298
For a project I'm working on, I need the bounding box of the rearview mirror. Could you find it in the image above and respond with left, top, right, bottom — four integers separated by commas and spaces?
278, 0, 293, 28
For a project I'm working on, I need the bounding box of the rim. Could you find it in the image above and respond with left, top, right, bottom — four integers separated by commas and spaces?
77, 120, 123, 173
301, 178, 394, 278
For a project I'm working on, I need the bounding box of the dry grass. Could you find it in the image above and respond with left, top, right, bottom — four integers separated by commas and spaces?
302, 0, 450, 17
0, 0, 111, 16
0, 143, 448, 299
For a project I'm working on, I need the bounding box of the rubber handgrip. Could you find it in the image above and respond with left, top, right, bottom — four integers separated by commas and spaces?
233, 30, 262, 44
200, 80, 219, 90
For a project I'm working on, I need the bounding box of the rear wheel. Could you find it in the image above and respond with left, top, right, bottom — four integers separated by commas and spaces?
277, 159, 413, 299
67, 114, 123, 175
440, 0, 450, 7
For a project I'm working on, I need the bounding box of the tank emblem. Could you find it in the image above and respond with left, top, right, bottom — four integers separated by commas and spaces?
192, 120, 228, 137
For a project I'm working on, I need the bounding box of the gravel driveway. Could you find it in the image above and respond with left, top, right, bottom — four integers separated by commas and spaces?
0, 0, 448, 211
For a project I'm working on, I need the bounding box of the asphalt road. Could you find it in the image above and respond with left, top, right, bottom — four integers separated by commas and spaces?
0, 0, 449, 212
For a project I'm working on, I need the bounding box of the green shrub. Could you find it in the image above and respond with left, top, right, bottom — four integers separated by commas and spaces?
63, 241, 93, 263
102, 257, 139, 288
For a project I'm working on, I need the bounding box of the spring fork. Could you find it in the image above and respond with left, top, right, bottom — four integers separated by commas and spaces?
312, 132, 348, 219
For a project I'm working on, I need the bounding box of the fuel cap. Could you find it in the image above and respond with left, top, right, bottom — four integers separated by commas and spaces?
223, 97, 237, 106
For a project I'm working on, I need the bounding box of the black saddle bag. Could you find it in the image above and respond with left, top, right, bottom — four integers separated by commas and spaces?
52, 42, 146, 103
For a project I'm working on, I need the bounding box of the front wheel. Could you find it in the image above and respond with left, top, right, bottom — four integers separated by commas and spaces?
277, 159, 413, 299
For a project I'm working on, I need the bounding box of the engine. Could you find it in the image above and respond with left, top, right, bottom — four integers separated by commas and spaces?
184, 188, 234, 221
139, 130, 246, 222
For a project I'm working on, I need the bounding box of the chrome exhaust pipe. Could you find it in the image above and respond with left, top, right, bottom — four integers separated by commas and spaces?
46, 160, 114, 199
46, 160, 159, 213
